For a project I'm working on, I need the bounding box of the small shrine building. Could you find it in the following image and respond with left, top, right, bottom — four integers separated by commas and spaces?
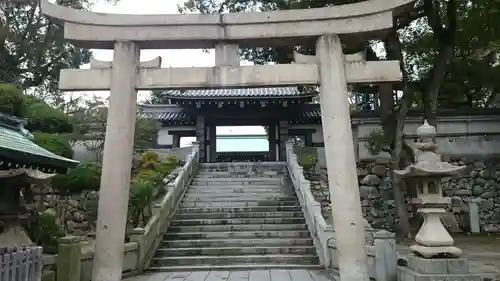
139, 87, 324, 163
0, 113, 79, 245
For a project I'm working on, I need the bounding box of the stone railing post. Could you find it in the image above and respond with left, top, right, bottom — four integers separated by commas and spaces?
373, 230, 397, 281
129, 227, 146, 271
466, 198, 480, 234
56, 236, 82, 281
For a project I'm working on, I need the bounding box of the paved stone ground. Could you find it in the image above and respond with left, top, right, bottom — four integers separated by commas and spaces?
123, 269, 337, 281
397, 235, 500, 277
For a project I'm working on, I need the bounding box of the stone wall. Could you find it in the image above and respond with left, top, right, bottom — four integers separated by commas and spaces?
356, 157, 500, 233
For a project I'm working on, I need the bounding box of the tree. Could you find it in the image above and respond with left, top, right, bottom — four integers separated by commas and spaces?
0, 0, 118, 104
147, 90, 172, 104
69, 95, 160, 161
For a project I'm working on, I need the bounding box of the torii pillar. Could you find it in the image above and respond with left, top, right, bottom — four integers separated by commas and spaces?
317, 34, 368, 280
91, 49, 161, 281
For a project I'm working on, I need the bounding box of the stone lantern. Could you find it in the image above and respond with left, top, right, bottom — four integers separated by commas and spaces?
394, 120, 466, 259
395, 120, 484, 281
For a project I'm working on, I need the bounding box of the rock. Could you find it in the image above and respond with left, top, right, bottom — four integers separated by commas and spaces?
357, 167, 368, 177
479, 199, 494, 211
359, 185, 379, 199
360, 174, 381, 186
371, 164, 387, 177
441, 213, 461, 233
469, 170, 478, 178
472, 185, 484, 197
42, 208, 56, 217
453, 189, 470, 196
374, 157, 391, 165
475, 178, 487, 186
68, 200, 80, 208
482, 224, 500, 233
474, 161, 487, 170
481, 191, 497, 199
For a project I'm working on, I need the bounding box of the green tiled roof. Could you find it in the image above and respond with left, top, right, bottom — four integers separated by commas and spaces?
0, 115, 78, 173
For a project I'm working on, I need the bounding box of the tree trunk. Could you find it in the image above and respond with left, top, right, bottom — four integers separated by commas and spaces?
422, 0, 458, 127
379, 26, 414, 238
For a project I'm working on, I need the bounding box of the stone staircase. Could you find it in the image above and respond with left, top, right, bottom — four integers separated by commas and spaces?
149, 162, 320, 271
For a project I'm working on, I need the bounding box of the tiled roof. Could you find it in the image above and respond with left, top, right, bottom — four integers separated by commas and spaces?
163, 87, 306, 99
138, 111, 192, 122
0, 115, 79, 172
139, 105, 323, 123
298, 108, 321, 119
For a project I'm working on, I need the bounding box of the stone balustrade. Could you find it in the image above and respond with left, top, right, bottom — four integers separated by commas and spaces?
285, 141, 334, 268
129, 143, 200, 271
51, 144, 200, 281
286, 141, 398, 280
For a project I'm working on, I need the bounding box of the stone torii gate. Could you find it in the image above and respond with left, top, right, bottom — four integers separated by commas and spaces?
41, 1, 414, 281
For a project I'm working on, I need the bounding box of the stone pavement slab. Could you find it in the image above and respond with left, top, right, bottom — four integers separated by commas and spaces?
123, 269, 338, 281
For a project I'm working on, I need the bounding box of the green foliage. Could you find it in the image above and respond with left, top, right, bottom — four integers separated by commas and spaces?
128, 152, 179, 227
0, 83, 24, 116
51, 163, 102, 194
33, 132, 73, 158
138, 152, 178, 174
25, 211, 64, 254
128, 176, 157, 227
23, 97, 74, 133
0, 1, 94, 93
365, 129, 389, 156
135, 117, 159, 151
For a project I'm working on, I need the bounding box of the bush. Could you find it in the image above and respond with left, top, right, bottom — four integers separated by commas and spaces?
51, 163, 102, 194
0, 83, 23, 116
365, 129, 388, 155
128, 153, 180, 227
128, 177, 157, 226
24, 211, 64, 254
22, 96, 74, 134
33, 132, 74, 159
134, 169, 163, 186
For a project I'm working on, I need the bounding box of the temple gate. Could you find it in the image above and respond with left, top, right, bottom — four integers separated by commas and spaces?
41, 1, 414, 280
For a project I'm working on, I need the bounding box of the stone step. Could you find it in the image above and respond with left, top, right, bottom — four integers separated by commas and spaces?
184, 192, 295, 198
164, 230, 311, 240
148, 264, 321, 271
199, 162, 286, 169
177, 204, 301, 212
151, 254, 319, 267
171, 217, 306, 226
183, 192, 296, 199
179, 202, 300, 209
161, 237, 314, 248
192, 179, 285, 182
175, 211, 304, 220
155, 245, 317, 257
182, 195, 297, 202
167, 223, 308, 233
187, 186, 293, 193
186, 189, 293, 195
196, 172, 284, 177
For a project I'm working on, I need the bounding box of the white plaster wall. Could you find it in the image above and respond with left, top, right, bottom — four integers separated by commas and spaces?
309, 115, 500, 166
157, 126, 195, 146
354, 116, 500, 160
157, 128, 173, 146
